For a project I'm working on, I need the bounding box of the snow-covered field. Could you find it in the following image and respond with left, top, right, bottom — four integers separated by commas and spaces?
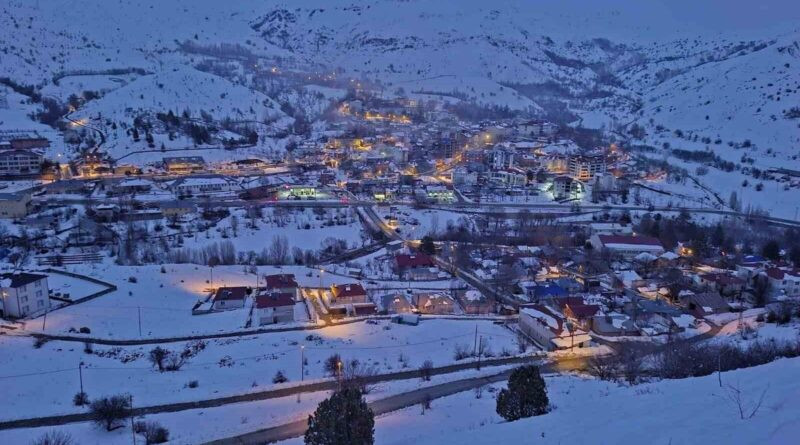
28, 264, 377, 338
0, 317, 521, 420
279, 357, 800, 445
0, 366, 516, 445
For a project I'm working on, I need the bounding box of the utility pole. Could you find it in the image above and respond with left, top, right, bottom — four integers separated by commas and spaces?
137, 306, 142, 338
297, 345, 305, 403
42, 310, 47, 332
78, 362, 84, 395
130, 394, 136, 445
476, 336, 483, 370
473, 325, 478, 356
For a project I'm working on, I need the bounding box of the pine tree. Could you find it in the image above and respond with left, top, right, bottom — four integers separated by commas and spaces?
496, 365, 549, 421
305, 388, 374, 445
761, 240, 780, 260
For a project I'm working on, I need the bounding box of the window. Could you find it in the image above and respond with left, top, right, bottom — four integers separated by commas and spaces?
22, 305, 29, 314
21, 296, 27, 303
35, 281, 41, 287
19, 285, 26, 292
37, 300, 44, 308
35, 290, 42, 298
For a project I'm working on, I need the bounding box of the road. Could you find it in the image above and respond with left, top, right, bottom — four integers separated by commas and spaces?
0, 353, 555, 431
203, 355, 588, 445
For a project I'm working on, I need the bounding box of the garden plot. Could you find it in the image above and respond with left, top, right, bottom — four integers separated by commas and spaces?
0, 318, 522, 420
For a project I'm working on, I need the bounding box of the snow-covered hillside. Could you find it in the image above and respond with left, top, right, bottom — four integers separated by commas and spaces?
0, 0, 798, 178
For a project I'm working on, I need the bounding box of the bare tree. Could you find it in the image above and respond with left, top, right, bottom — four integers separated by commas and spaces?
721, 382, 768, 420
419, 360, 434, 381
269, 235, 289, 264
90, 395, 131, 431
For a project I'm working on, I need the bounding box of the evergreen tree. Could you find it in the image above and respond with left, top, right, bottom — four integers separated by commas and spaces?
419, 236, 436, 255
305, 388, 374, 445
711, 223, 725, 248
496, 365, 549, 421
761, 240, 780, 261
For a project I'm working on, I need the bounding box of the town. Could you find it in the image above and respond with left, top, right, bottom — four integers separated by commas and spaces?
1, 1, 799, 444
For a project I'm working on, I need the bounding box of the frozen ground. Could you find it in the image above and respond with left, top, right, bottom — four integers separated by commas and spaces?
0, 366, 516, 445
279, 356, 800, 445
25, 264, 366, 339
0, 317, 522, 420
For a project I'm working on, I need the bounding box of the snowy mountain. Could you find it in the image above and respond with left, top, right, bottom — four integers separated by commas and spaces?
0, 0, 798, 169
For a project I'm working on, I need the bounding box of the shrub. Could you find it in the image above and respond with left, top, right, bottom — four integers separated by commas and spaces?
135, 421, 169, 444
73, 391, 90, 406
30, 431, 74, 445
453, 344, 471, 361
419, 360, 434, 381
324, 353, 342, 377
496, 366, 549, 421
272, 370, 288, 384
79, 326, 91, 334
128, 276, 138, 283
186, 380, 199, 389
90, 395, 131, 431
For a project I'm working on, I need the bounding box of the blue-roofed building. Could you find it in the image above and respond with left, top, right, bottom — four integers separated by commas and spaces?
525, 282, 568, 303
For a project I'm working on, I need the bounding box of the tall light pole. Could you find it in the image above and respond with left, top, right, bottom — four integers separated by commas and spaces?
298, 344, 305, 403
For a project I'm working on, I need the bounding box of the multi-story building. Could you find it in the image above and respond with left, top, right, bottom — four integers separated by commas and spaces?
0, 272, 49, 318
568, 155, 606, 180
163, 156, 206, 174
0, 192, 32, 218
0, 149, 43, 177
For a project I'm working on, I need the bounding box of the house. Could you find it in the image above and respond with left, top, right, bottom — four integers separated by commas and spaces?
0, 192, 32, 218
516, 120, 558, 137
211, 286, 249, 311
592, 314, 639, 337
680, 292, 730, 319
380, 294, 414, 314
589, 234, 665, 259
765, 268, 800, 299
111, 178, 153, 195
0, 149, 43, 177
559, 297, 600, 331
393, 253, 437, 280
525, 282, 567, 303
625, 298, 684, 334
163, 156, 205, 174
7, 137, 50, 151
350, 302, 378, 316
65, 219, 117, 246
160, 201, 196, 219
519, 305, 591, 351
254, 292, 295, 325
94, 204, 119, 221
551, 175, 583, 200
412, 293, 457, 315
458, 289, 494, 315
330, 283, 368, 305
589, 222, 633, 236
0, 272, 49, 318
489, 169, 526, 187
697, 272, 745, 296
170, 175, 239, 196
264, 274, 300, 301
